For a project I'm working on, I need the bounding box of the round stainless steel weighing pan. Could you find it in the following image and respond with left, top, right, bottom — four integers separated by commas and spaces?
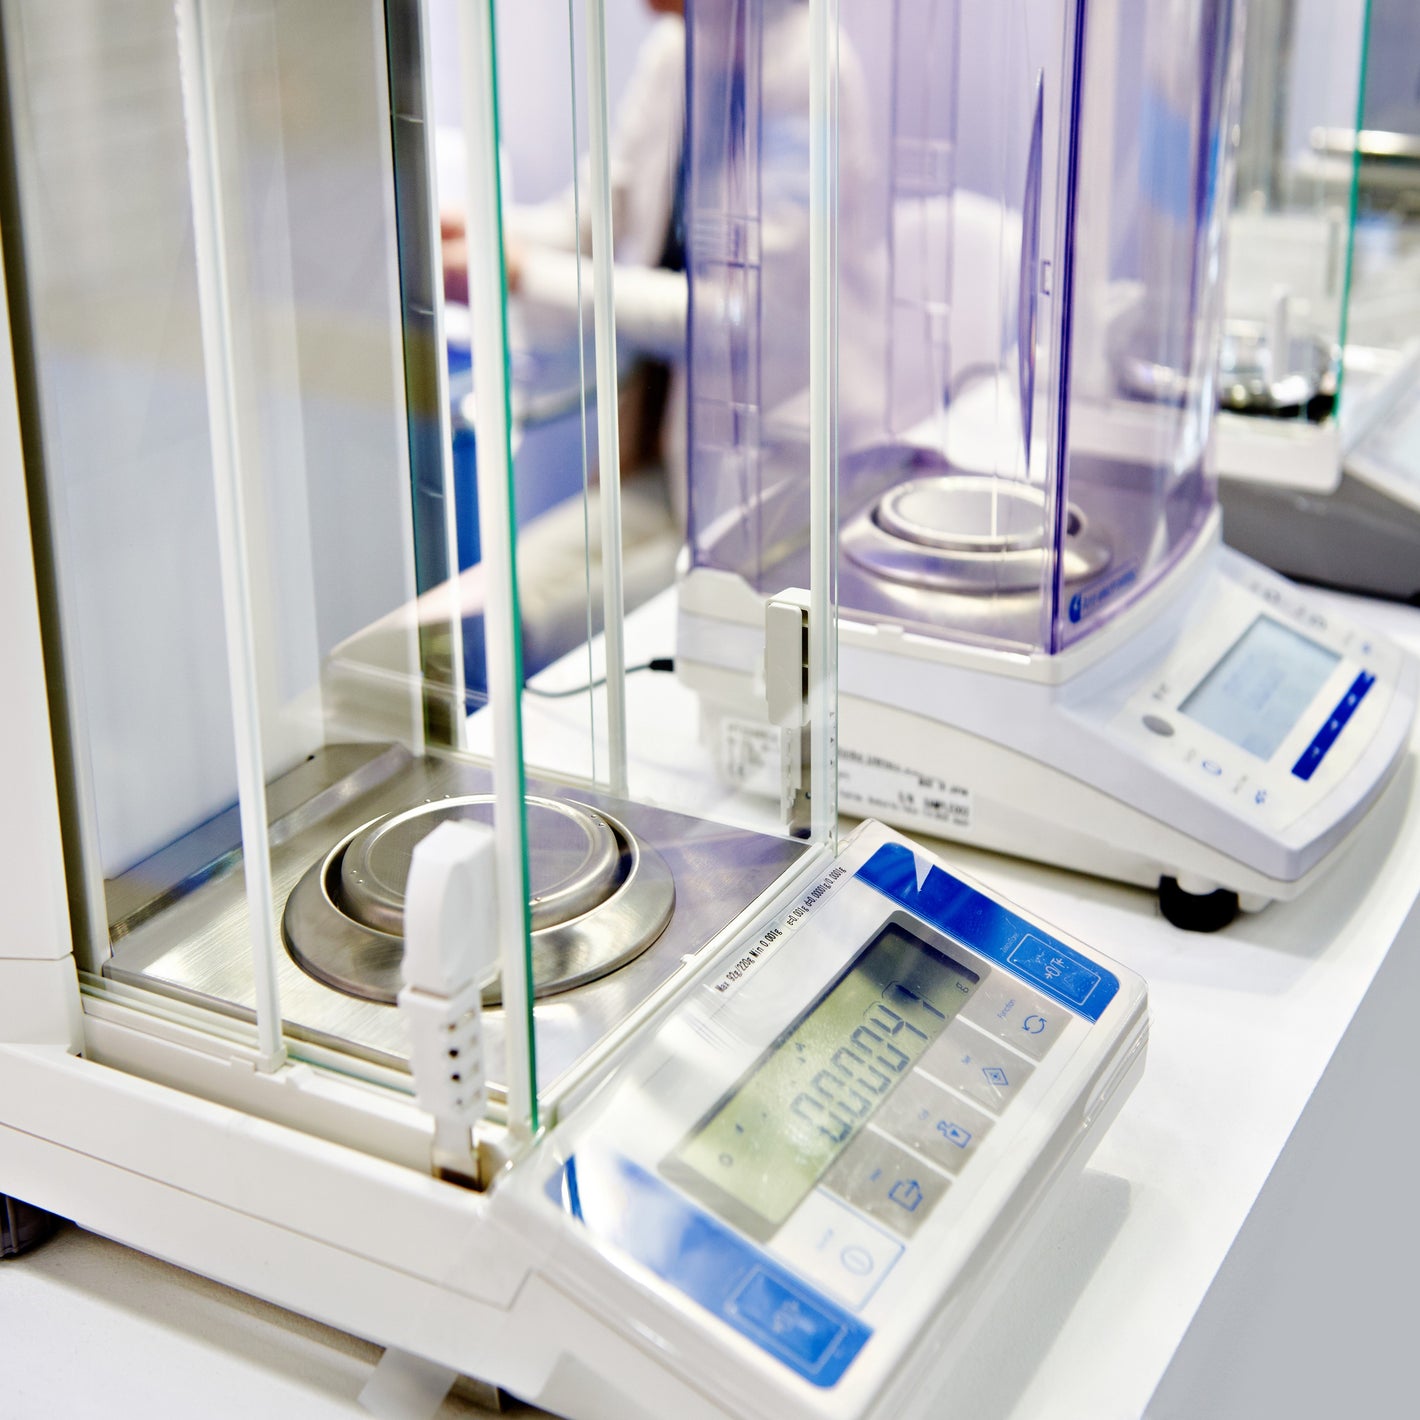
1217, 323, 1337, 414
843, 474, 1110, 593
282, 795, 675, 1006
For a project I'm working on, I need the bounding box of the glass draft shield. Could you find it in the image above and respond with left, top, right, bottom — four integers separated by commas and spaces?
1, 0, 840, 1155
1345, 0, 1420, 371
685, 0, 1239, 657
1223, 0, 1369, 425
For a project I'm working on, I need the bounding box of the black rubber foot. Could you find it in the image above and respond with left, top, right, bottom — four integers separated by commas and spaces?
0, 1195, 64, 1258
1158, 877, 1240, 933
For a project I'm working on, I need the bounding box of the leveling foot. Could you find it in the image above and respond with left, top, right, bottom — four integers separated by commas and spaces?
1158, 876, 1240, 933
1, 1195, 63, 1258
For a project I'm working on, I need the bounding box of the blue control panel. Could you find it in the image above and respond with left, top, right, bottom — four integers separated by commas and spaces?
556, 840, 1126, 1391
856, 843, 1119, 1021
558, 1154, 871, 1386
1292, 672, 1375, 782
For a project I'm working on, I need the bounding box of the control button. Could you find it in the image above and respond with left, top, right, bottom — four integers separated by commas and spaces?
961, 974, 1066, 1061
1005, 934, 1103, 1008
724, 1267, 853, 1372
919, 1019, 1036, 1115
1200, 759, 1223, 777
821, 1130, 950, 1240
771, 1189, 904, 1310
1292, 670, 1375, 782
1142, 714, 1175, 737
875, 1073, 994, 1177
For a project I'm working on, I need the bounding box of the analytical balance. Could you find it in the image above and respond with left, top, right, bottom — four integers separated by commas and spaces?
1215, 0, 1420, 604
0, 1, 1146, 1414
675, 0, 1417, 929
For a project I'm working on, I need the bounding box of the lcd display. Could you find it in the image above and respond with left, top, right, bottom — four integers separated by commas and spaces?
1180, 615, 1340, 760
665, 924, 978, 1236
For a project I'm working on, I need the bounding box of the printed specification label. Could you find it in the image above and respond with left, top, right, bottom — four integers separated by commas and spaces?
719, 717, 785, 798
839, 747, 972, 831
710, 865, 850, 996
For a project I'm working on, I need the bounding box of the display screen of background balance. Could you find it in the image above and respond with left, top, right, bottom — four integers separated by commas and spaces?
1181, 614, 1341, 760
668, 925, 979, 1234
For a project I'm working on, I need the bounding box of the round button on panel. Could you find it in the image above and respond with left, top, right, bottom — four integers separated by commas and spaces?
874, 1073, 994, 1179
1142, 714, 1175, 737
960, 975, 1064, 1061
918, 1019, 1036, 1116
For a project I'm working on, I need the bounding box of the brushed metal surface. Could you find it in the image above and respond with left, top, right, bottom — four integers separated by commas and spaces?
339, 795, 621, 936
104, 751, 805, 1098
283, 801, 673, 1006
105, 743, 410, 941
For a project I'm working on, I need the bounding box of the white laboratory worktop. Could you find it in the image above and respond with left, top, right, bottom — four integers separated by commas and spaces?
5, 590, 1420, 1420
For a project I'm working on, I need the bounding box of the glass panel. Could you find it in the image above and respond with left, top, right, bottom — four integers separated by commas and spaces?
4, 0, 841, 1148
464, 0, 843, 839
684, 0, 1236, 664
453, 0, 842, 1116
1222, 0, 1369, 427
0, 0, 540, 1113
1346, 0, 1420, 371
1055, 0, 1237, 650
688, 0, 945, 637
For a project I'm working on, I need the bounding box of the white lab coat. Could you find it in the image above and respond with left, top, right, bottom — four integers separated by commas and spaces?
509, 15, 688, 367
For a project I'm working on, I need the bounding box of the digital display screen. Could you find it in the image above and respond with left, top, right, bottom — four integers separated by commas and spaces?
1179, 615, 1340, 761
664, 924, 978, 1236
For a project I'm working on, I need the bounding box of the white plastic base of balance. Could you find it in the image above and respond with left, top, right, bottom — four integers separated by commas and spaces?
678, 536, 1417, 907
0, 820, 1146, 1420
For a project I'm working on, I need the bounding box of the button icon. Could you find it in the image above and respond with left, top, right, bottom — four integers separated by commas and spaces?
888, 1179, 924, 1213
936, 1121, 972, 1149
770, 1298, 818, 1338
982, 1066, 1009, 1088
1023, 1014, 1047, 1035
770, 1189, 904, 1308
1201, 759, 1223, 776
726, 1269, 850, 1372
839, 1246, 874, 1277
1005, 935, 1102, 1006
1253, 788, 1268, 806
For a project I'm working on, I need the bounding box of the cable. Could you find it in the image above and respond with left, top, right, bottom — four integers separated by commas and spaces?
524, 657, 675, 699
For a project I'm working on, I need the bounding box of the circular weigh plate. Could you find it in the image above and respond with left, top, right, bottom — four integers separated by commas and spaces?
340, 796, 620, 935
843, 473, 1110, 594
876, 475, 1048, 554
282, 797, 675, 1007
1218, 325, 1337, 414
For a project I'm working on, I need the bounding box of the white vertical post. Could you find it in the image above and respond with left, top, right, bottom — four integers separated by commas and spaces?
582, 0, 629, 796
414, 0, 468, 751
457, 0, 538, 1142
808, 0, 840, 846
175, 0, 285, 1072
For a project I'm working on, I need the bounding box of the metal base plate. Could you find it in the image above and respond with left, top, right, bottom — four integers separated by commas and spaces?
103, 748, 805, 1098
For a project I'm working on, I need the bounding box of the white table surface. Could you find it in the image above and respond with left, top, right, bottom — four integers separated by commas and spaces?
5, 590, 1420, 1420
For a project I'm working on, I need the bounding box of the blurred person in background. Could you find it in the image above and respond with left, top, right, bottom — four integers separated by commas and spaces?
441, 0, 688, 665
